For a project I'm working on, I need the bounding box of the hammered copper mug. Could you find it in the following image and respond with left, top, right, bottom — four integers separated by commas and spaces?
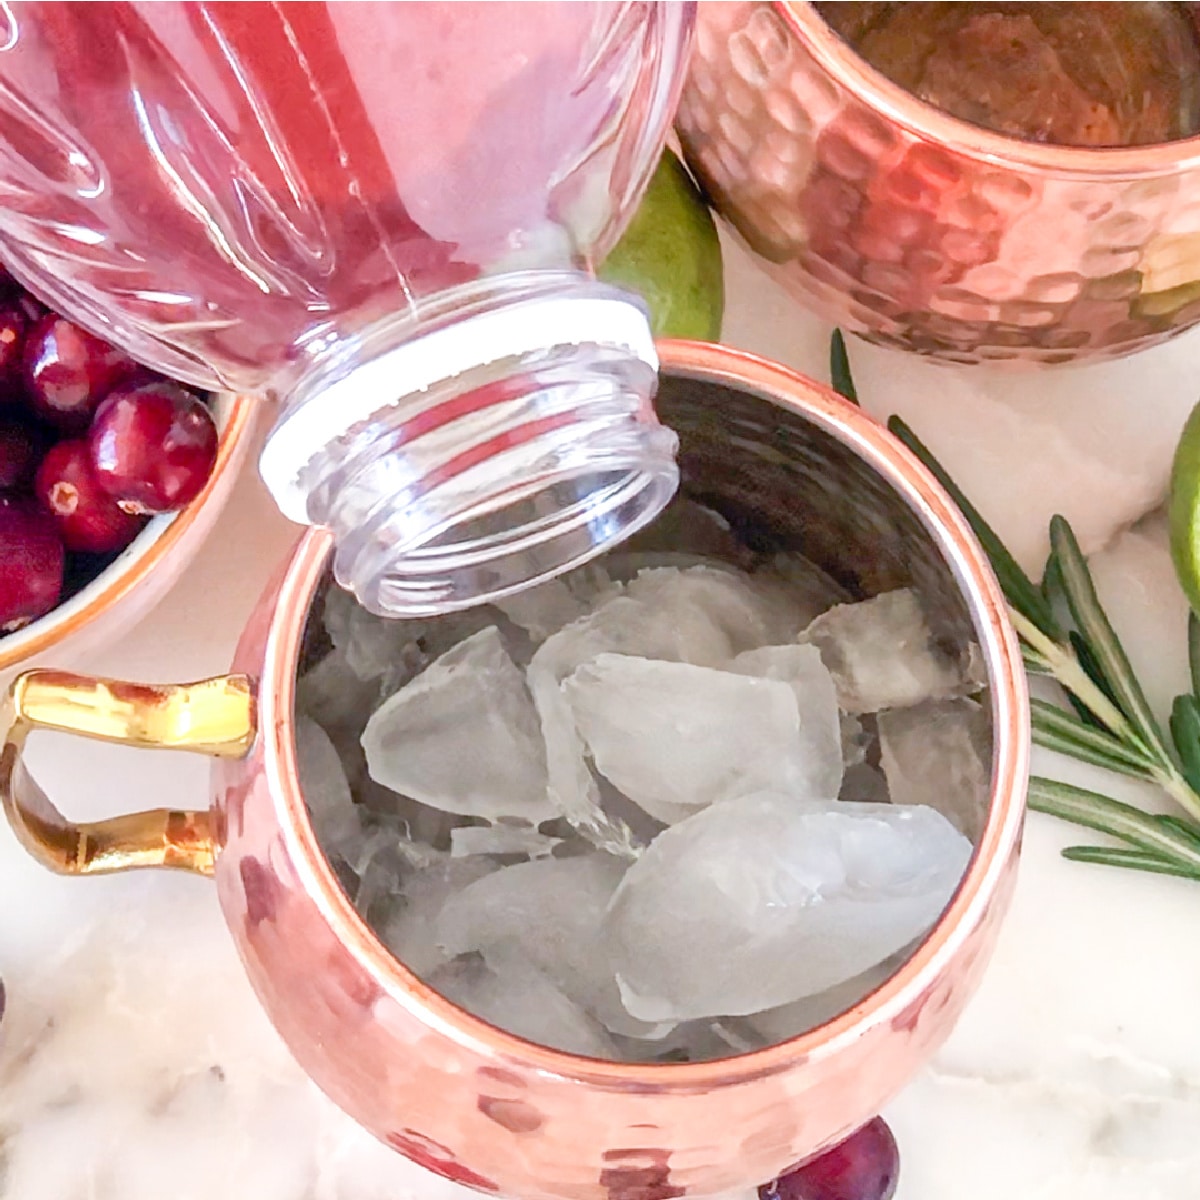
0, 341, 1028, 1200
678, 2, 1200, 365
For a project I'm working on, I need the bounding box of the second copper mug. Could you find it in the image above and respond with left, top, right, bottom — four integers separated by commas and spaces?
0, 342, 1029, 1199
679, 1, 1200, 365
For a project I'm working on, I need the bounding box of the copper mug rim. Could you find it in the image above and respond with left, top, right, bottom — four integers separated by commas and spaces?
253, 338, 1030, 1090
783, 0, 1200, 178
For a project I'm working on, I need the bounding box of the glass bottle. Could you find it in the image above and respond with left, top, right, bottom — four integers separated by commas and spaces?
0, 1, 694, 614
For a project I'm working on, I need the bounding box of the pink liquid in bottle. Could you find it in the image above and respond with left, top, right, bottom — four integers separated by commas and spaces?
0, 2, 694, 614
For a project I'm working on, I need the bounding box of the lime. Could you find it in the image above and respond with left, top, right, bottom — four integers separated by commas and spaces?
598, 149, 724, 342
1169, 397, 1200, 613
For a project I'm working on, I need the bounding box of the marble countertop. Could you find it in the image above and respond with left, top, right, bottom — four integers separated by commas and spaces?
4, 234, 1200, 1200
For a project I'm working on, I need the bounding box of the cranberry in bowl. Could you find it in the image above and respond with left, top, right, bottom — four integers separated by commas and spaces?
0, 269, 255, 680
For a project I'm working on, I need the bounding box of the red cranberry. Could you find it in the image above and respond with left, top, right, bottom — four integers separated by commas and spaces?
0, 295, 41, 398
759, 1119, 899, 1200
0, 494, 64, 631
23, 313, 137, 430
0, 416, 45, 490
35, 439, 144, 554
89, 381, 217, 513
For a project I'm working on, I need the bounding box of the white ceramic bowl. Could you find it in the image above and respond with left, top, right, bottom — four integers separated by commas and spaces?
0, 391, 258, 682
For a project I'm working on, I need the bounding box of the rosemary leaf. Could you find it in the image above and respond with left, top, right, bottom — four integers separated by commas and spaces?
888, 415, 1060, 639
1190, 611, 1200, 701
1064, 631, 1121, 732
1027, 776, 1200, 869
1030, 698, 1156, 779
1049, 516, 1167, 765
1060, 845, 1200, 883
1156, 813, 1200, 849
1041, 550, 1068, 620
830, 330, 858, 405
1062, 690, 1109, 733
1066, 630, 1120, 708
1022, 644, 1053, 675
1169, 693, 1200, 796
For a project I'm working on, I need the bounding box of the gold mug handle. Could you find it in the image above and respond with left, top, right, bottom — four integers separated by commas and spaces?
0, 668, 256, 877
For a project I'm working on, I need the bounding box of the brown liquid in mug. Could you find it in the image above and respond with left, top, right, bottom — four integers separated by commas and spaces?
814, 1, 1200, 146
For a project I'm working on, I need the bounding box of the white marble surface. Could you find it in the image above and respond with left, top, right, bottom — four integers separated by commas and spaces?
4, 234, 1200, 1199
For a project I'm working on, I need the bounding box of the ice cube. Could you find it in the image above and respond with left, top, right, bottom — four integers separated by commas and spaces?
349, 822, 440, 919
357, 815, 444, 873
362, 626, 554, 823
800, 588, 979, 714
604, 550, 731, 581
526, 669, 636, 857
530, 565, 773, 699
766, 551, 852, 624
747, 949, 913, 1045
493, 579, 588, 643
839, 712, 871, 768
604, 790, 972, 1021
612, 1019, 749, 1064
615, 495, 756, 569
562, 560, 623, 609
839, 762, 891, 805
491, 563, 619, 643
450, 824, 561, 859
529, 565, 854, 848
743, 572, 828, 643
434, 854, 663, 1038
625, 564, 800, 652
353, 779, 462, 851
527, 591, 705, 854
732, 643, 844, 798
326, 581, 536, 689
379, 857, 501, 978
295, 714, 363, 863
595, 773, 671, 848
295, 647, 380, 734
294, 651, 375, 792
323, 584, 428, 683
428, 946, 619, 1059
878, 698, 991, 840
565, 655, 840, 824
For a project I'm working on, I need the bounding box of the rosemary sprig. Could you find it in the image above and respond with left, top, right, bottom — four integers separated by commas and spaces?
833, 330, 1200, 882
1028, 698, 1156, 780
830, 330, 858, 405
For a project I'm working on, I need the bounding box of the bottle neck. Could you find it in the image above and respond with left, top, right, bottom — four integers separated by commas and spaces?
258, 272, 678, 618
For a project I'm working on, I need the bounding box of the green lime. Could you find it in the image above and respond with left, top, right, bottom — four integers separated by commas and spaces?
1169, 397, 1200, 613
598, 149, 724, 342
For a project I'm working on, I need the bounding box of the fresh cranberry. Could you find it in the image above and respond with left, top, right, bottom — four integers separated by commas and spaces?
0, 415, 45, 489
35, 439, 144, 554
23, 313, 137, 430
119, 365, 169, 391
0, 494, 64, 631
0, 295, 41, 398
89, 381, 217, 513
759, 1119, 899, 1200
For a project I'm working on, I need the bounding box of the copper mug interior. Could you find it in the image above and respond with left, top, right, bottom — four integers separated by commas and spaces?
678, 1, 1200, 365
1, 342, 1028, 1199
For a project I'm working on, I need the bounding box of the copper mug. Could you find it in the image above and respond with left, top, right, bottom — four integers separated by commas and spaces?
678, 1, 1200, 365
0, 342, 1028, 1200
